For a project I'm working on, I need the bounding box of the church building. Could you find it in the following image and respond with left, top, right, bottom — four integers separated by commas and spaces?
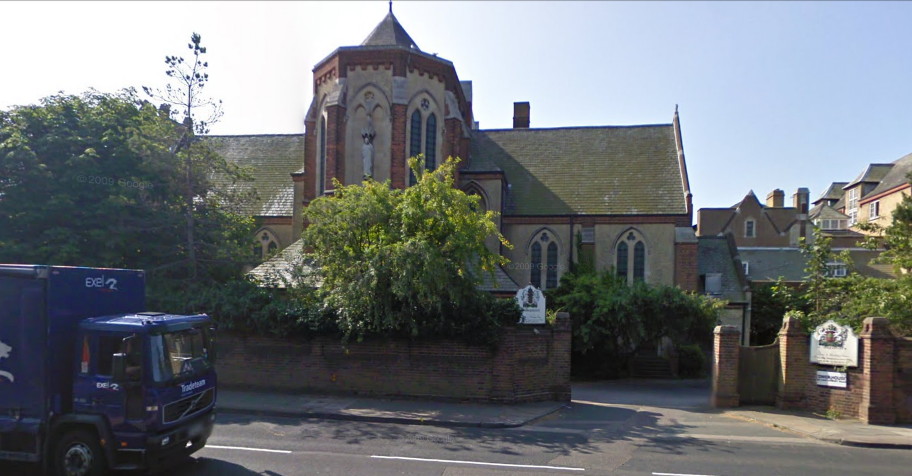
211, 7, 698, 294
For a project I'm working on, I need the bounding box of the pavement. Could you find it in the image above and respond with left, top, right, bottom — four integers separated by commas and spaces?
217, 380, 912, 449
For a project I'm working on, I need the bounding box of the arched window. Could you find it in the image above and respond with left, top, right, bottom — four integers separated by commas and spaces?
408, 110, 422, 185
616, 230, 646, 285
254, 230, 280, 261
462, 183, 488, 212
529, 231, 560, 289
634, 241, 645, 282
530, 242, 542, 288
546, 242, 558, 288
425, 113, 437, 172
318, 116, 327, 194
617, 241, 628, 280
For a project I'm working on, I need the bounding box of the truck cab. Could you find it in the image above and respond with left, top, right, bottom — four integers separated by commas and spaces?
0, 265, 218, 476
69, 312, 217, 472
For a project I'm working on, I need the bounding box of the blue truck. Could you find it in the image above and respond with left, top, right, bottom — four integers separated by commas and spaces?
0, 265, 217, 475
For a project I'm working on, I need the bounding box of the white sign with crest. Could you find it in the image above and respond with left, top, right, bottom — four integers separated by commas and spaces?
810, 320, 859, 367
516, 285, 546, 324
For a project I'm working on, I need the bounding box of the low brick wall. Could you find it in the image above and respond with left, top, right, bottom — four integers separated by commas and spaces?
713, 316, 911, 424
896, 338, 912, 422
216, 313, 571, 403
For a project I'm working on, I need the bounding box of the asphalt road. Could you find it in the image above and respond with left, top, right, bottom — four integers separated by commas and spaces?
4, 381, 912, 475
162, 381, 912, 475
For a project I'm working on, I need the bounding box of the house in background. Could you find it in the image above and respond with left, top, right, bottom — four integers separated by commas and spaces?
839, 152, 912, 233
214, 6, 699, 293
698, 234, 750, 344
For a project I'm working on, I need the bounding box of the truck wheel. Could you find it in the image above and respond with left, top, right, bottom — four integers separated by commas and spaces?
54, 430, 107, 476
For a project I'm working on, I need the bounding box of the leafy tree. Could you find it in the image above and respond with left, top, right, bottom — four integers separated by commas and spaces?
0, 91, 187, 268
142, 32, 249, 280
548, 270, 722, 378
749, 278, 810, 345
800, 228, 853, 319
301, 157, 518, 345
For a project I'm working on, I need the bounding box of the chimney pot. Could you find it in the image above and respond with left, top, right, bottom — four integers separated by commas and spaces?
513, 101, 530, 129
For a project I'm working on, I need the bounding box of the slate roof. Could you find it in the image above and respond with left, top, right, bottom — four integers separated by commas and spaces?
845, 164, 893, 190
737, 247, 895, 283
205, 134, 304, 217
247, 240, 320, 288
248, 238, 519, 292
698, 235, 748, 303
467, 125, 687, 216
361, 10, 419, 50
813, 182, 848, 206
860, 152, 912, 201
738, 248, 807, 283
476, 265, 521, 293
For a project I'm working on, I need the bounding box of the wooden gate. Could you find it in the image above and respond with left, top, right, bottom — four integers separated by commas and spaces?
738, 340, 780, 405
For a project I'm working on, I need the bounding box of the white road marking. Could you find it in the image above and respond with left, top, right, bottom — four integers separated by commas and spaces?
205, 445, 292, 454
653, 473, 718, 476
371, 455, 585, 471
671, 433, 823, 444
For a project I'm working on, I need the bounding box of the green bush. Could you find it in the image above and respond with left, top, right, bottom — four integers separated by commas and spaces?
548, 270, 722, 378
147, 277, 335, 338
677, 344, 706, 378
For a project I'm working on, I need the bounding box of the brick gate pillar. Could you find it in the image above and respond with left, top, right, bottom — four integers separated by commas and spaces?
777, 315, 809, 410
860, 317, 896, 424
712, 325, 740, 407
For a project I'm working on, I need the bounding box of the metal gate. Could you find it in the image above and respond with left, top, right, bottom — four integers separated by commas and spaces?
738, 340, 780, 405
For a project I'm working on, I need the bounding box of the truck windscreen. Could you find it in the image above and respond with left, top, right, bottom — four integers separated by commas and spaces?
149, 327, 213, 384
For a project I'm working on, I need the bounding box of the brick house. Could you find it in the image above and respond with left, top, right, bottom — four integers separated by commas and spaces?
212, 8, 698, 292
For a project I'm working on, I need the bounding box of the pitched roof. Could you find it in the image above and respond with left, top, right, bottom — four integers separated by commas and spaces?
476, 266, 521, 293
860, 152, 912, 202
361, 10, 419, 50
467, 125, 687, 216
814, 182, 848, 205
845, 164, 893, 190
738, 248, 807, 283
698, 235, 748, 303
205, 134, 304, 217
247, 240, 320, 288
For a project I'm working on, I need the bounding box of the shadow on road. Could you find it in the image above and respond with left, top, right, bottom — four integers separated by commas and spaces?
150, 456, 265, 476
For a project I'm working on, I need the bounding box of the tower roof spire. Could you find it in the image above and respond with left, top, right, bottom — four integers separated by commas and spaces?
361, 4, 419, 50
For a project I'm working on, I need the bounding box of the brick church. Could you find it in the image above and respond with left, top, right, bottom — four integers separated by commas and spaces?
209, 6, 699, 294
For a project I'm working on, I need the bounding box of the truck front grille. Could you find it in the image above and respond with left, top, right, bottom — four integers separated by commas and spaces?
163, 388, 214, 424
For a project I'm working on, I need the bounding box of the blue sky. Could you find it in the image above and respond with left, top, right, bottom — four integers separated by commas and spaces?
2, 1, 910, 215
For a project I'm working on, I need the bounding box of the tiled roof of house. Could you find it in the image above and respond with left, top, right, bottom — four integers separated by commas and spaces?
248, 238, 520, 292
861, 152, 912, 201
205, 134, 304, 217
247, 239, 320, 288
845, 164, 894, 190
698, 235, 748, 303
814, 182, 849, 205
476, 265, 521, 293
361, 10, 419, 50
467, 125, 687, 216
738, 248, 807, 283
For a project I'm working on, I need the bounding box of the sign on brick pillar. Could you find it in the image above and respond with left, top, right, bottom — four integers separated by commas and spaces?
859, 317, 896, 424
777, 315, 809, 410
712, 325, 740, 407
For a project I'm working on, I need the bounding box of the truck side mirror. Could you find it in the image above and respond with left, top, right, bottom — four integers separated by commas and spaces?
112, 353, 127, 381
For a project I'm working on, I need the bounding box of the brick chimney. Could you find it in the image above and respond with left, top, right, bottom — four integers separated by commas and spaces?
793, 187, 809, 214
513, 101, 530, 129
766, 189, 784, 208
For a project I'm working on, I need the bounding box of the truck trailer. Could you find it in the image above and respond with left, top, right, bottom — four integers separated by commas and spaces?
0, 265, 217, 475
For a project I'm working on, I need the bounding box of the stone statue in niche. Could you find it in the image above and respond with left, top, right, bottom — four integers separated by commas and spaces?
361, 119, 376, 178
